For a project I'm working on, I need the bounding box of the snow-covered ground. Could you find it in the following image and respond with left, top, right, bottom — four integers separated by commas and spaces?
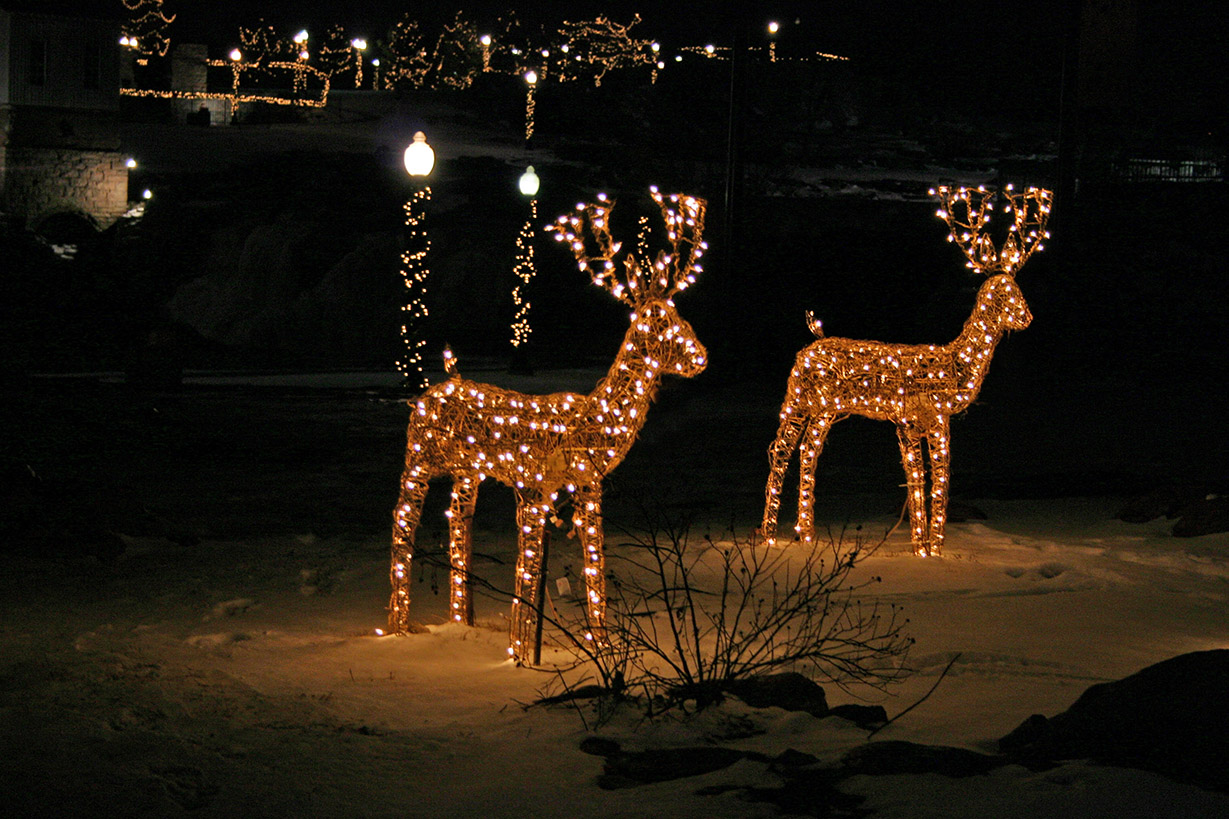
8, 77, 1220, 817
3, 372, 1226, 818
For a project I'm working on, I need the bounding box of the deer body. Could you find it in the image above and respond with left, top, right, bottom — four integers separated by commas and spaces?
761, 185, 1050, 557
390, 190, 708, 662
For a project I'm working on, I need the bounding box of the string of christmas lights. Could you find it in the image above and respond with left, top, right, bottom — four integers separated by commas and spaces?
389, 189, 709, 664
431, 12, 482, 90
761, 185, 1051, 557
121, 0, 175, 59
383, 16, 434, 90
554, 15, 657, 87
509, 199, 538, 349
397, 186, 433, 392
120, 59, 329, 116
524, 72, 537, 141
391, 12, 852, 95
316, 24, 357, 81
679, 43, 848, 63
237, 23, 293, 65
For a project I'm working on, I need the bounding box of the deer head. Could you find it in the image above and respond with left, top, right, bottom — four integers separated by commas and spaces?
549, 187, 709, 377
934, 184, 1052, 333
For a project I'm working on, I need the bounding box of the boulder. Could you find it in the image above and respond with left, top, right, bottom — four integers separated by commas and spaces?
826, 703, 888, 730
1116, 485, 1205, 523
725, 672, 829, 717
999, 650, 1229, 792
840, 740, 1005, 778
598, 746, 750, 789
1172, 495, 1229, 537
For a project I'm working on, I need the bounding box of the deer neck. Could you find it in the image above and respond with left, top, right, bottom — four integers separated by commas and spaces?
583, 319, 663, 448
947, 292, 1007, 399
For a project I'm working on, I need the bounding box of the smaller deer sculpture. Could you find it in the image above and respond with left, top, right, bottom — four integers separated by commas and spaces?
389, 189, 708, 662
761, 185, 1052, 556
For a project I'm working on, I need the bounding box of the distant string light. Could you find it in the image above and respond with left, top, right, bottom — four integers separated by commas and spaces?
761, 185, 1051, 557
680, 42, 847, 63
120, 58, 329, 117
121, 0, 175, 59
523, 71, 537, 141
389, 189, 710, 664
383, 16, 433, 89
351, 38, 367, 87
554, 14, 657, 87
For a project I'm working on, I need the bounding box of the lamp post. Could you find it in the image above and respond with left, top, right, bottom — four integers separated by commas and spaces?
523, 70, 538, 143
228, 49, 243, 120
292, 29, 309, 93
399, 131, 435, 391
293, 30, 309, 93
479, 34, 491, 72
351, 38, 367, 88
767, 20, 779, 62
371, 58, 381, 90
510, 166, 540, 373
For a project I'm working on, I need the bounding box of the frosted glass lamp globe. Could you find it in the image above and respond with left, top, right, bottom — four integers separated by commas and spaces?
518, 166, 540, 197
404, 132, 435, 178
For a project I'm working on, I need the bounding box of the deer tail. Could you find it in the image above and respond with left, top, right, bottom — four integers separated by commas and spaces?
805, 311, 825, 339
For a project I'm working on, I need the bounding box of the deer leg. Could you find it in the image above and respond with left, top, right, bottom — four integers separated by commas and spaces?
446, 476, 479, 625
896, 424, 930, 556
795, 418, 832, 544
389, 465, 431, 633
926, 419, 951, 557
762, 412, 808, 545
509, 493, 552, 664
572, 484, 607, 645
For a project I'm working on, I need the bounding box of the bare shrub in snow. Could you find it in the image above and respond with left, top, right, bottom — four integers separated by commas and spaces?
540, 505, 913, 717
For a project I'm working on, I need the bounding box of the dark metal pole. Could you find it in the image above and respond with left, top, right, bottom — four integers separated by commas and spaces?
531, 526, 551, 666
719, 11, 750, 379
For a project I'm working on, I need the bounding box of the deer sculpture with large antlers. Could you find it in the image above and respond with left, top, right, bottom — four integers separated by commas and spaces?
389, 188, 708, 662
761, 185, 1052, 557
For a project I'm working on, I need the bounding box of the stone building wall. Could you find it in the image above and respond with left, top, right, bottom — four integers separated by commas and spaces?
2, 147, 129, 230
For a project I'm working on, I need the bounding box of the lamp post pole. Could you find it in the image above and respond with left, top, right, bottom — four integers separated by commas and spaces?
399, 131, 435, 391
480, 34, 491, 72
293, 30, 309, 94
351, 38, 367, 88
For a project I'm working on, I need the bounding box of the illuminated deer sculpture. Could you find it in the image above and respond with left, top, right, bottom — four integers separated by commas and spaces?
389, 189, 708, 662
761, 185, 1051, 556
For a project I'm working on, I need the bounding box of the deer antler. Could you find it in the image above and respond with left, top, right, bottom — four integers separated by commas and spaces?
648, 187, 707, 299
932, 184, 1052, 276
550, 192, 630, 301
548, 188, 707, 304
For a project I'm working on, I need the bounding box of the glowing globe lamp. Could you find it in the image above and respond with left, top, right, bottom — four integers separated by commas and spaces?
404, 132, 435, 178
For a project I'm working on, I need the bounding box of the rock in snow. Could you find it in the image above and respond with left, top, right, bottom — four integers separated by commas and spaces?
999, 649, 1229, 792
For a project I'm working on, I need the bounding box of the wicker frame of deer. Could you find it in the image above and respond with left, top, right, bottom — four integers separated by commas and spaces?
761, 185, 1052, 557
389, 188, 708, 662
